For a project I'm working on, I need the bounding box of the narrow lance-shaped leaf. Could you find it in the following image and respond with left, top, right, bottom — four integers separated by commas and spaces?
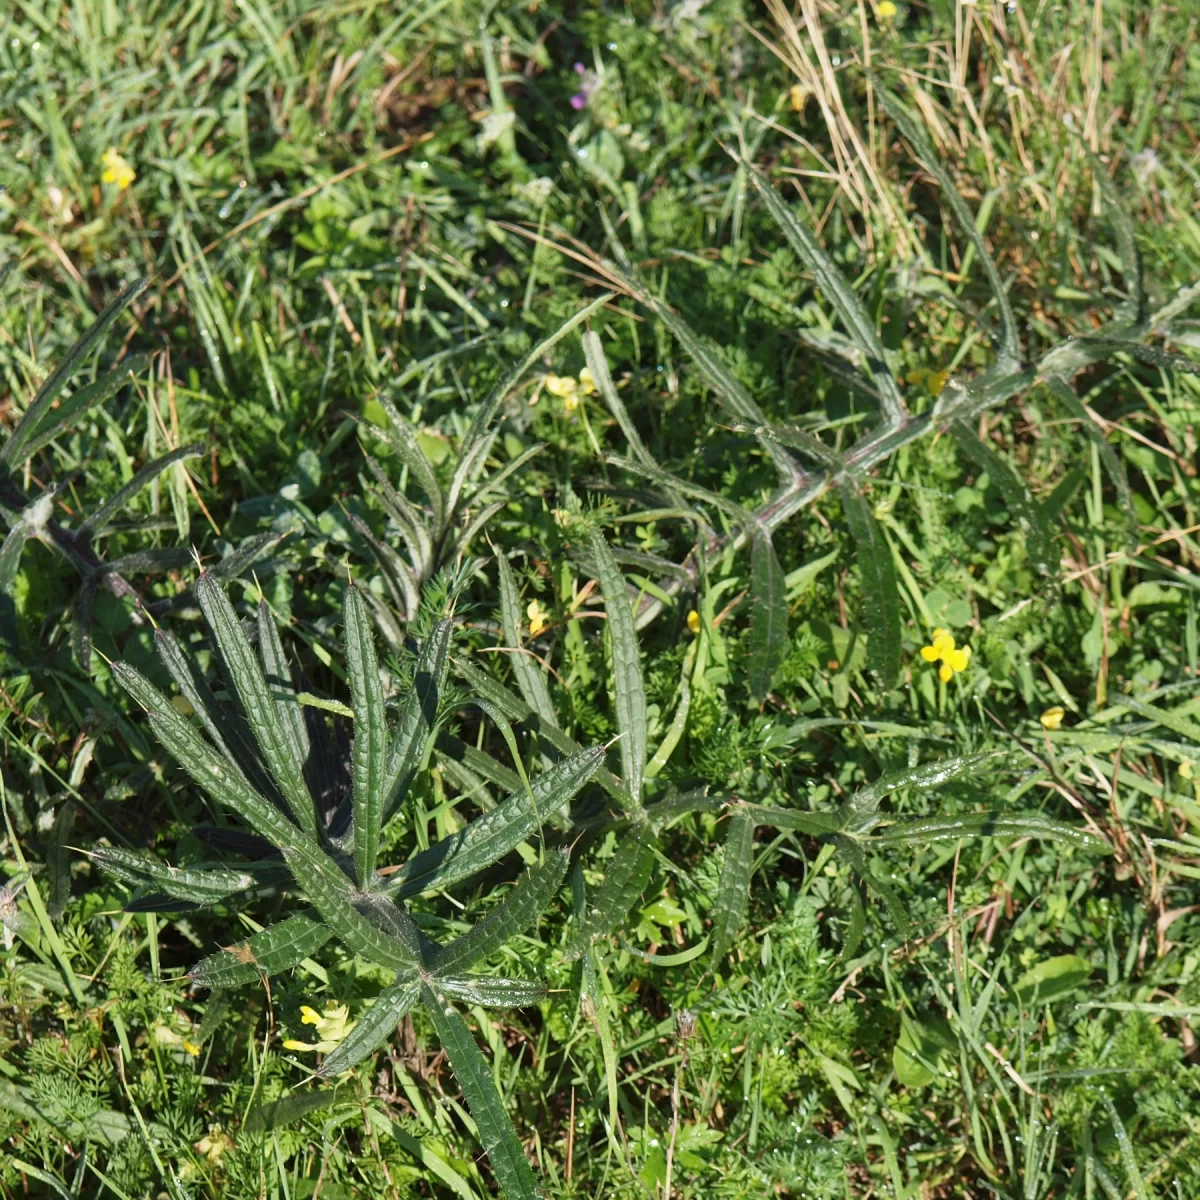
741, 157, 908, 429
392, 746, 604, 899
375, 396, 445, 529
870, 813, 1110, 853
315, 980, 420, 1077
875, 88, 1019, 372
948, 420, 1055, 577
496, 551, 557, 728
91, 847, 254, 904
589, 529, 647, 808
566, 822, 656, 959
196, 573, 318, 838
838, 481, 901, 687
380, 618, 452, 824
431, 848, 568, 976
13, 353, 152, 466
190, 912, 333, 989
1, 277, 149, 469
748, 527, 787, 702
421, 986, 541, 1200
438, 976, 547, 1008
583, 330, 656, 470
710, 810, 755, 965
77, 442, 205, 539
345, 584, 386, 881
258, 599, 311, 788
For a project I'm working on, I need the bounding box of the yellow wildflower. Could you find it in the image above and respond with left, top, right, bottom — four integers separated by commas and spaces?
919, 627, 971, 683
1039, 706, 1065, 731
527, 598, 549, 637
578, 367, 596, 395
194, 1127, 234, 1165
101, 148, 136, 190
183, 1039, 201, 1057
877, 0, 898, 19
282, 1000, 353, 1054
1179, 759, 1193, 780
686, 609, 701, 635
545, 373, 576, 399
905, 366, 948, 397
788, 84, 809, 113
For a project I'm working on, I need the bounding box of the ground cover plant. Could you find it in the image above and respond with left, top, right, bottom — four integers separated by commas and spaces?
5, 0, 1200, 1196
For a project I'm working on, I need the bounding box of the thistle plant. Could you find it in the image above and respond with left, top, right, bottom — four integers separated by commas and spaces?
105, 573, 604, 1198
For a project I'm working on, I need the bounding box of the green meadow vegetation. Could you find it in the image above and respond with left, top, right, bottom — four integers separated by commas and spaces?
5, 0, 1200, 1195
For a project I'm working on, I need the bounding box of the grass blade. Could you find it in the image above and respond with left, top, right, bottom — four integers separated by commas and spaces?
747, 528, 787, 702
315, 980, 420, 1077
838, 481, 901, 687
710, 810, 755, 965
1, 278, 149, 470
430, 847, 568, 975
196, 572, 318, 838
589, 529, 646, 808
190, 913, 333, 988
392, 746, 603, 898
421, 985, 540, 1200
345, 584, 386, 881
381, 617, 452, 824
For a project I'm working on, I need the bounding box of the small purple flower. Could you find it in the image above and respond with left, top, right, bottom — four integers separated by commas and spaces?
570, 61, 600, 112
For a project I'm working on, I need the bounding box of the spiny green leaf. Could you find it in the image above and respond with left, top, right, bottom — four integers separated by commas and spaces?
315, 980, 420, 1077
190, 913, 333, 989
748, 528, 787, 702
374, 396, 445, 529
741, 156, 908, 428
1, 278, 149, 470
876, 88, 1019, 372
257, 599, 311, 793
345, 584, 386, 881
646, 788, 725, 830
948, 419, 1055, 576
870, 813, 1109, 853
839, 481, 901, 686
438, 976, 547, 1008
496, 551, 557, 728
380, 618, 452, 825
589, 529, 647, 808
392, 747, 603, 899
91, 847, 254, 904
196, 573, 317, 838
710, 811, 755, 965
735, 803, 842, 837
77, 442, 206, 539
583, 330, 656, 470
13, 353, 152, 466
421, 986, 540, 1200
566, 822, 656, 958
431, 848, 568, 976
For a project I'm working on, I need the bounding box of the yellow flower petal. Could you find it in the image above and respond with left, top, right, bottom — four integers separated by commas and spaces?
920, 644, 940, 662
183, 1039, 201, 1057
544, 374, 576, 399
564, 390, 581, 412
1180, 759, 1194, 780
788, 84, 809, 113
282, 1039, 314, 1052
686, 610, 701, 635
931, 633, 956, 659
927, 370, 948, 398
878, 0, 897, 19
1039, 706, 1065, 731
938, 662, 953, 684
300, 1005, 321, 1025
947, 645, 970, 673
578, 367, 596, 395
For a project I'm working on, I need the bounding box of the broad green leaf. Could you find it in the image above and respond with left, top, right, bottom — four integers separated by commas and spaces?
589, 529, 647, 806
893, 1014, 955, 1089
876, 88, 1019, 371
439, 976, 547, 1008
315, 980, 420, 1077
1013, 954, 1093, 1007
496, 551, 556, 728
392, 747, 603, 898
430, 848, 568, 976
566, 822, 656, 958
190, 912, 333, 988
380, 618, 452, 824
742, 157, 908, 428
838, 481, 901, 686
421, 985, 540, 1200
14, 353, 152, 466
710, 811, 754, 964
747, 528, 787, 702
196, 573, 317, 838
345, 584, 386, 881
1, 277, 149, 469
91, 847, 254, 904
948, 420, 1055, 577
76, 442, 205, 539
